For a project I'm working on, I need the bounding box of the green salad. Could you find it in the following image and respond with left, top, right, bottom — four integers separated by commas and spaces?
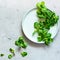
33, 1, 59, 45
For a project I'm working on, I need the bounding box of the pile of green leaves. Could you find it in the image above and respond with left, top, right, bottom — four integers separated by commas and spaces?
36, 1, 59, 29
15, 36, 27, 48
33, 1, 59, 45
15, 36, 27, 57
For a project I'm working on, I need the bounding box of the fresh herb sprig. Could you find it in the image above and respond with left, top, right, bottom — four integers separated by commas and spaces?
21, 52, 27, 57
15, 36, 27, 48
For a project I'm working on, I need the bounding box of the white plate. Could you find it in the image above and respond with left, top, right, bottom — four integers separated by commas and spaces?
22, 8, 58, 43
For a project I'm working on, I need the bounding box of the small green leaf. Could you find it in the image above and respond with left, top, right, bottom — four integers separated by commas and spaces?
37, 36, 42, 42
21, 52, 27, 57
37, 15, 46, 18
20, 43, 27, 48
46, 33, 51, 38
19, 36, 24, 41
50, 38, 53, 42
0, 54, 4, 57
32, 29, 37, 36
9, 48, 14, 53
44, 38, 50, 45
34, 22, 40, 29
8, 54, 13, 59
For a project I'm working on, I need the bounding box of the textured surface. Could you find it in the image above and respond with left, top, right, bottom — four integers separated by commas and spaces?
0, 0, 60, 60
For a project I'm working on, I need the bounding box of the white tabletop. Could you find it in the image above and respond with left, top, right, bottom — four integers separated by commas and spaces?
0, 0, 60, 60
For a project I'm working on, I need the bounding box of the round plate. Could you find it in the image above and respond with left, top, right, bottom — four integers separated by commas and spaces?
22, 8, 58, 43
